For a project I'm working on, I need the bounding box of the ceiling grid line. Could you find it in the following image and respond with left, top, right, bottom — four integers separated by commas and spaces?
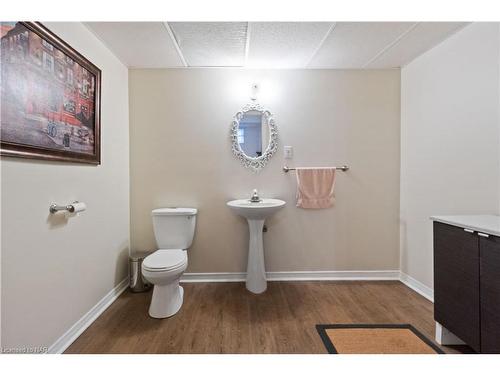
85, 22, 470, 69
305, 22, 337, 68
163, 22, 188, 67
397, 23, 470, 68
244, 22, 251, 66
362, 22, 420, 68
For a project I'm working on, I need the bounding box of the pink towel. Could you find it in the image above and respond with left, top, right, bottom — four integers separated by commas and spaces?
296, 168, 336, 209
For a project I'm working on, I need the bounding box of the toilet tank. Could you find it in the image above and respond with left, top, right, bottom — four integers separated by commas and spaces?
151, 208, 197, 250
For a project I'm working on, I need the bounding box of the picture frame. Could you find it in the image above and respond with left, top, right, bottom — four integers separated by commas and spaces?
0, 22, 101, 164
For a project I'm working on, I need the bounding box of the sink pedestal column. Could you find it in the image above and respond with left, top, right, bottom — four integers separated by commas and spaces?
246, 219, 266, 293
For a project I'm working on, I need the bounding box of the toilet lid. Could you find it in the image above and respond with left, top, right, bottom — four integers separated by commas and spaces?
143, 249, 187, 270
152, 208, 197, 216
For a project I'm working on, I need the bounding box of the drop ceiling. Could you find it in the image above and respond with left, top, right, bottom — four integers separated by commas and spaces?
85, 22, 468, 69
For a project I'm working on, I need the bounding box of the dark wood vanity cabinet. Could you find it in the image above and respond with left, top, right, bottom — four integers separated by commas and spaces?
480, 234, 500, 353
433, 221, 500, 353
433, 222, 481, 351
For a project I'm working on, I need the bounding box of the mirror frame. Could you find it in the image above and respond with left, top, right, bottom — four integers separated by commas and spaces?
230, 102, 278, 172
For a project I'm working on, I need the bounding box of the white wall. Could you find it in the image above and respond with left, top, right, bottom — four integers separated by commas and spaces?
401, 23, 500, 289
498, 25, 500, 215
0, 22, 130, 350
129, 69, 401, 273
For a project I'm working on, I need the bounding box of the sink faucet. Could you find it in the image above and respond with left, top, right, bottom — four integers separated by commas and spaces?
250, 189, 261, 203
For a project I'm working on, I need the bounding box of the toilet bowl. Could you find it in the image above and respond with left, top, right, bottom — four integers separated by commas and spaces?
142, 249, 188, 318
142, 208, 197, 318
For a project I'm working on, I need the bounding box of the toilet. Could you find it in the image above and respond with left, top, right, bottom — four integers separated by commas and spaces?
142, 207, 197, 318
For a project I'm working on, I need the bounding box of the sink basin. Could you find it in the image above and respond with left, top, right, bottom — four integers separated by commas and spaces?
227, 198, 286, 294
227, 198, 286, 220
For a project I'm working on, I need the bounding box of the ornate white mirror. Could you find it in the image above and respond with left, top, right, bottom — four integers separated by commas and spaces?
230, 102, 278, 172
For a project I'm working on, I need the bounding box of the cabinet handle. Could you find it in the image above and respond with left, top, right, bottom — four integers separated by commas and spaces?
463, 228, 475, 233
478, 232, 490, 238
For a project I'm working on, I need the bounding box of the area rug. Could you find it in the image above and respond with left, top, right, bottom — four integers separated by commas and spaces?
316, 324, 444, 354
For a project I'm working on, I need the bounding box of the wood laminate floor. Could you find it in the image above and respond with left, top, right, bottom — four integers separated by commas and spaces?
65, 281, 473, 354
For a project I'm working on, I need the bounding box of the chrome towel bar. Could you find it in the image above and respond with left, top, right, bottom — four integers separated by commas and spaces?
283, 165, 349, 173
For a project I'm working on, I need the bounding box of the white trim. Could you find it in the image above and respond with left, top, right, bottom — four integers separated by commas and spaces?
268, 270, 400, 281
181, 271, 436, 303
47, 278, 129, 354
399, 272, 434, 302
181, 270, 401, 283
182, 272, 247, 282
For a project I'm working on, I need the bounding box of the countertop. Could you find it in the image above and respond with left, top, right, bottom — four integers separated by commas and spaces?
430, 215, 500, 237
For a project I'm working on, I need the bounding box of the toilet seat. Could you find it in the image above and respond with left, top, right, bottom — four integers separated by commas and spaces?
143, 249, 187, 272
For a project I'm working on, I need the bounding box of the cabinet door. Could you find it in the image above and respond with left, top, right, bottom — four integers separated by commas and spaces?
480, 234, 500, 353
433, 222, 480, 352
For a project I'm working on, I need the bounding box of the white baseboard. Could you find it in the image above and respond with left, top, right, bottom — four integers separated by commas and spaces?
268, 270, 401, 281
48, 277, 129, 354
181, 272, 247, 282
181, 270, 401, 283
181, 271, 435, 302
399, 272, 434, 302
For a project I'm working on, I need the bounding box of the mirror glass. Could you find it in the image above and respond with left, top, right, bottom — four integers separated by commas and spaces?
237, 110, 269, 158
230, 103, 278, 172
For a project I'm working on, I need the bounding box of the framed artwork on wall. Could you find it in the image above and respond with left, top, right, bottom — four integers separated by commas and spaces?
0, 22, 101, 164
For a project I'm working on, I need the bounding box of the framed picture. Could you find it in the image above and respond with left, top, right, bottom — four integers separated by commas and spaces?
1, 22, 101, 164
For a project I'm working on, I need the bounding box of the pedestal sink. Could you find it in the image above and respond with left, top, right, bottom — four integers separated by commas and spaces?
227, 198, 286, 293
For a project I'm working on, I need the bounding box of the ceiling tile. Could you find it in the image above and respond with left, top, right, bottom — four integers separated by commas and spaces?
85, 22, 184, 68
309, 22, 416, 68
169, 22, 247, 67
366, 22, 469, 68
84, 22, 472, 69
246, 22, 333, 68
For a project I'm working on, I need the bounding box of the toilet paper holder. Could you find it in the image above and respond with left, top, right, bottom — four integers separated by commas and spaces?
49, 201, 83, 214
